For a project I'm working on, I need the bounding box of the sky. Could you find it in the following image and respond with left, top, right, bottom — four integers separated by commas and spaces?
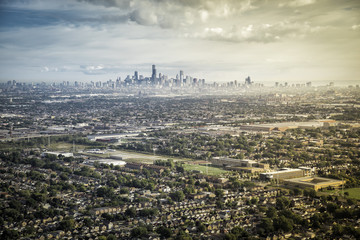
0, 0, 359, 85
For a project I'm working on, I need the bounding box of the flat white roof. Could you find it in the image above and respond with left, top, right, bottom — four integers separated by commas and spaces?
261, 168, 302, 175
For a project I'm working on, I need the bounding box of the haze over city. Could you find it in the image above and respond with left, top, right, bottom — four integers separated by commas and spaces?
2, 2, 360, 240
1, 0, 360, 85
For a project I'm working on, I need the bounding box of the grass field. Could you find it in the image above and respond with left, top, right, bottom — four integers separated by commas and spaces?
319, 187, 360, 200
344, 188, 360, 200
182, 163, 228, 176
49, 142, 192, 164
48, 142, 91, 152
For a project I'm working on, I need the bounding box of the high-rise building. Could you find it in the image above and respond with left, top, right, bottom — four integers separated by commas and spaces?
134, 71, 138, 81
245, 76, 252, 85
151, 65, 157, 83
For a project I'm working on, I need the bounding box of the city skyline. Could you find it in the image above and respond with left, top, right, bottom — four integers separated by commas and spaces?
0, 0, 360, 84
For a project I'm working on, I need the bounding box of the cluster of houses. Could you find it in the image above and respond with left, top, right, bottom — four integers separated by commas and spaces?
3, 149, 354, 240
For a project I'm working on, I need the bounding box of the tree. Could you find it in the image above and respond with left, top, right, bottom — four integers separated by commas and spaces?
156, 226, 172, 239
170, 190, 185, 202
304, 188, 316, 198
231, 226, 249, 238
107, 234, 116, 240
96, 186, 114, 198
250, 197, 258, 205
139, 208, 158, 217
224, 233, 236, 240
197, 223, 206, 232
131, 226, 148, 238
184, 186, 195, 195
215, 189, 224, 198
125, 207, 136, 218
332, 224, 344, 236
216, 199, 224, 209
83, 217, 93, 227
276, 196, 290, 210
258, 218, 274, 236
266, 206, 277, 219
231, 179, 242, 190
293, 188, 302, 196
1, 228, 19, 240
175, 230, 192, 240
59, 217, 75, 231
326, 202, 338, 214
176, 165, 185, 173
274, 216, 293, 233
120, 188, 129, 194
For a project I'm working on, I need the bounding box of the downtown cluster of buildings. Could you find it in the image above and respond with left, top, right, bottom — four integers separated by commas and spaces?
0, 64, 260, 91
2, 65, 360, 93
84, 65, 207, 89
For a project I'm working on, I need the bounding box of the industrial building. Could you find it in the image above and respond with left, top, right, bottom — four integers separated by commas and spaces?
125, 162, 168, 174
41, 151, 74, 158
211, 157, 269, 168
260, 167, 312, 181
87, 133, 140, 141
211, 157, 269, 173
284, 176, 345, 191
93, 159, 126, 166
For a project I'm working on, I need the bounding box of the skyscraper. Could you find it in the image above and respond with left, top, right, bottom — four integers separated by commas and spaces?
151, 65, 157, 83
134, 71, 138, 81
245, 76, 252, 85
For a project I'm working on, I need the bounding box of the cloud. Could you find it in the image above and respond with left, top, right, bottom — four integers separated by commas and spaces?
279, 0, 317, 8
75, 0, 260, 28
129, 9, 159, 26
188, 21, 325, 43
41, 64, 126, 75
1, 0, 359, 83
0, 0, 332, 43
80, 65, 106, 75
41, 66, 72, 73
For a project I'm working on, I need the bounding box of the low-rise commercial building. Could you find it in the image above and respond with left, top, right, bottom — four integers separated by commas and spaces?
284, 176, 345, 191
260, 168, 312, 181
211, 157, 269, 169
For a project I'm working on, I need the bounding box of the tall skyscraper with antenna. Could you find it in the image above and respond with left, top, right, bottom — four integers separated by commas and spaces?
151, 65, 157, 84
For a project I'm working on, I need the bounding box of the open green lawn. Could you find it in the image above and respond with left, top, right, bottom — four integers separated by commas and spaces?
49, 142, 91, 152
183, 163, 228, 176
48, 142, 192, 164
344, 188, 360, 200
319, 187, 360, 200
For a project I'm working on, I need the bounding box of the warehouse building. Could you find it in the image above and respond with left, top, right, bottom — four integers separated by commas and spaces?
260, 167, 312, 181
211, 157, 269, 168
284, 176, 345, 191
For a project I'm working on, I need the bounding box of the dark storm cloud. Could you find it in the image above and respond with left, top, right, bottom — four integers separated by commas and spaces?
4, 0, 357, 44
